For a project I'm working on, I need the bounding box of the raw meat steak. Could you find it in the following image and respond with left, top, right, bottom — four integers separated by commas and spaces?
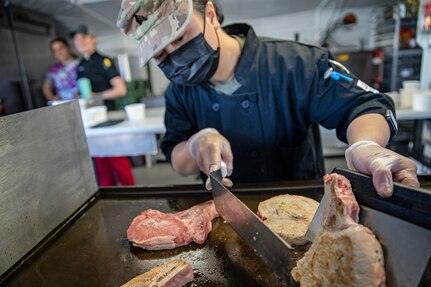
291, 173, 386, 287
120, 259, 193, 287
127, 200, 219, 250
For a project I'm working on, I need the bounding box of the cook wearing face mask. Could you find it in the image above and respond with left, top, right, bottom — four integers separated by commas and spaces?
157, 12, 220, 86
117, 0, 419, 197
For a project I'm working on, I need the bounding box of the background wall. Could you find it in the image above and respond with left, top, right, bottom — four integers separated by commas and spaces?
231, 6, 378, 52
95, 33, 170, 96
0, 5, 55, 114
94, 3, 389, 96
0, 0, 397, 113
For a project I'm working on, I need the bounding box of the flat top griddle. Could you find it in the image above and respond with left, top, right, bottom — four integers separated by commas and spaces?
2, 179, 431, 287
1, 182, 322, 287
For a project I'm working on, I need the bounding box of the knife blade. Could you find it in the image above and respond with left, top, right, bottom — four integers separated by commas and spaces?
210, 170, 293, 286
305, 168, 431, 287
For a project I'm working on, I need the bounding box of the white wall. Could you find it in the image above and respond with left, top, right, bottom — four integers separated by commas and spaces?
95, 4, 387, 96
226, 5, 380, 52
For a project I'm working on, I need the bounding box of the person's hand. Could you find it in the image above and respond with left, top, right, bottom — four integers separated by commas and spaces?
187, 128, 233, 190
345, 140, 420, 197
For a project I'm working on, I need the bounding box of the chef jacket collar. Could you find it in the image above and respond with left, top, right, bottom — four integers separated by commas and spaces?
201, 23, 258, 91
222, 23, 259, 88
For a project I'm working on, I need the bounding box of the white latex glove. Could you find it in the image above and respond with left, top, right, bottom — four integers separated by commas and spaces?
345, 140, 420, 197
187, 128, 233, 190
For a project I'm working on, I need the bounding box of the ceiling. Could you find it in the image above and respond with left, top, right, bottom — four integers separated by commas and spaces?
6, 0, 398, 37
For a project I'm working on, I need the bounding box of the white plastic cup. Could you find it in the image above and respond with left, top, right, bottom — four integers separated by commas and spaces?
125, 103, 146, 121
81, 106, 107, 128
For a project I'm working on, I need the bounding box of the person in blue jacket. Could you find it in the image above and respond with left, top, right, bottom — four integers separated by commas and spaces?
117, 0, 419, 196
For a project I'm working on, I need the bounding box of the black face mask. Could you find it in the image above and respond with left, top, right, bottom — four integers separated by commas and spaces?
158, 17, 220, 86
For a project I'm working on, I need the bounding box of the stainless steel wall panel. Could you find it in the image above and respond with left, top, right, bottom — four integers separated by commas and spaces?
0, 101, 98, 275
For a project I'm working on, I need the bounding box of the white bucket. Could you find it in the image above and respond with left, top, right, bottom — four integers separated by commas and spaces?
81, 106, 108, 128
125, 103, 146, 121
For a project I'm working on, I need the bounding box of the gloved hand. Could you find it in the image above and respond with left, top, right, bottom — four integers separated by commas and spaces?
187, 128, 233, 190
345, 140, 420, 197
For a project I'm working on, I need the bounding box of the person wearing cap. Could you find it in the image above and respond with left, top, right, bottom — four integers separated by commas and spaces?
117, 0, 419, 196
43, 37, 79, 101
71, 24, 135, 187
70, 24, 127, 111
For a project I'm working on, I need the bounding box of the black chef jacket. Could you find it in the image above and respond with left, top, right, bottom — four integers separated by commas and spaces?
77, 51, 119, 110
161, 24, 395, 183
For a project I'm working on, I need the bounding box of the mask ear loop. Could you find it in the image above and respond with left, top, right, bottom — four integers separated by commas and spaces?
203, 13, 206, 36
203, 13, 220, 50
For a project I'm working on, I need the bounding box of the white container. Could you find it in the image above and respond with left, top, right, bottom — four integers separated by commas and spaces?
125, 103, 146, 121
412, 91, 431, 111
400, 80, 421, 109
402, 80, 420, 90
81, 106, 108, 128
399, 88, 414, 109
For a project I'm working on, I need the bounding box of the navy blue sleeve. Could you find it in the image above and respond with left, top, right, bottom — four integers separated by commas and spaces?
102, 57, 120, 81
160, 84, 197, 162
308, 52, 395, 143
77, 60, 84, 79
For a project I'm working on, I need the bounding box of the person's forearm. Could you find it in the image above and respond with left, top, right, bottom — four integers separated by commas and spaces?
346, 113, 391, 146
42, 83, 59, 101
100, 76, 127, 100
98, 88, 122, 99
171, 141, 200, 176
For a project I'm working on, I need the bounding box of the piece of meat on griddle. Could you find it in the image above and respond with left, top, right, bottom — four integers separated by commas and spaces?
127, 200, 219, 250
291, 173, 386, 287
120, 259, 193, 287
257, 194, 319, 247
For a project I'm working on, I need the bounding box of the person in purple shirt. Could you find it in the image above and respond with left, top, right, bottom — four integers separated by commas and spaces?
43, 37, 79, 101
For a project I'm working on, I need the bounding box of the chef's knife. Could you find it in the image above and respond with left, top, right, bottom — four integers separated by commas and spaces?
305, 168, 431, 287
210, 170, 293, 286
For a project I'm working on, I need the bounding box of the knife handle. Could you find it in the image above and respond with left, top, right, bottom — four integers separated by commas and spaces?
220, 161, 227, 178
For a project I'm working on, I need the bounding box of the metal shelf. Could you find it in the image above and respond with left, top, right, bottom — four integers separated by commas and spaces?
371, 4, 422, 91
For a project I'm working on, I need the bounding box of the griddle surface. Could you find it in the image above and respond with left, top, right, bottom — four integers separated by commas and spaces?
3, 185, 322, 287
3, 180, 430, 287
